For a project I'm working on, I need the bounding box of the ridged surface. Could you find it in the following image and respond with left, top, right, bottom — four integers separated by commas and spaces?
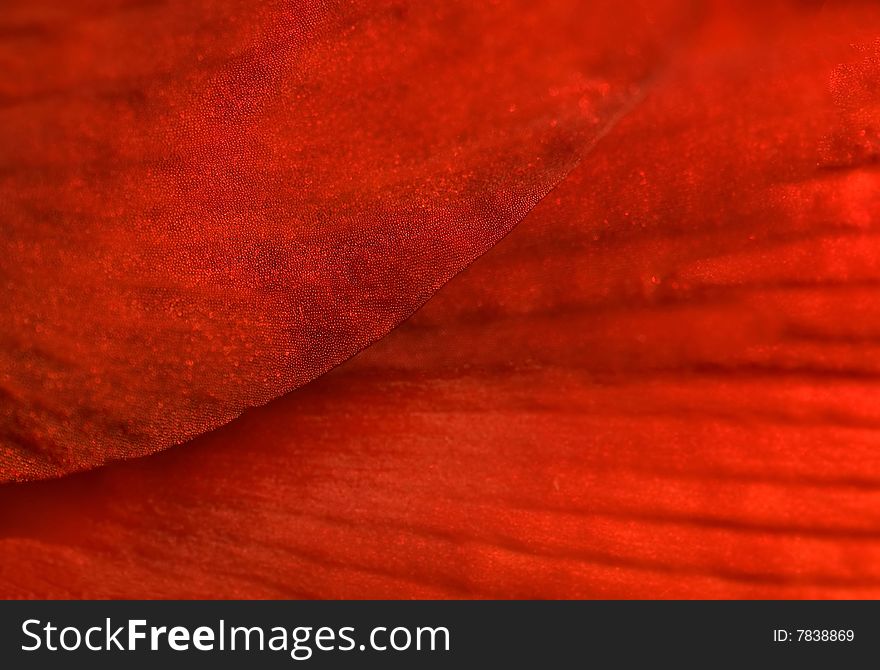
2, 0, 880, 598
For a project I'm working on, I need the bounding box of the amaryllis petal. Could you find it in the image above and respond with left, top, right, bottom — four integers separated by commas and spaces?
2, 0, 879, 598
0, 0, 692, 481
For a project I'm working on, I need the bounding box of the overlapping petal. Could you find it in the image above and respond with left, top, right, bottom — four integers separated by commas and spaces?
0, 0, 690, 480
3, 0, 880, 598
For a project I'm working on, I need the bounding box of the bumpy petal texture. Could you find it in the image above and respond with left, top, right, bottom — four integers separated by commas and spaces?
0, 0, 694, 481
2, 0, 880, 598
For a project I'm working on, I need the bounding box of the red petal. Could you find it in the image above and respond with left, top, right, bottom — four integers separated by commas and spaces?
0, 0, 689, 480
3, 1, 880, 598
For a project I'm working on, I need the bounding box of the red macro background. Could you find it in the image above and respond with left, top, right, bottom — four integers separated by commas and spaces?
2, 0, 880, 598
